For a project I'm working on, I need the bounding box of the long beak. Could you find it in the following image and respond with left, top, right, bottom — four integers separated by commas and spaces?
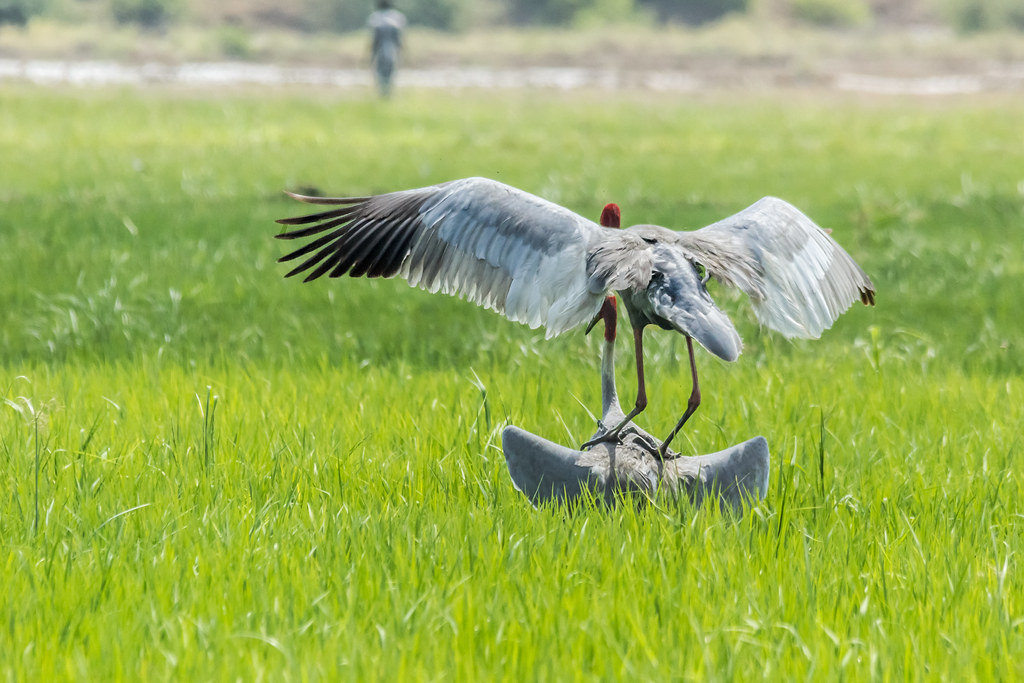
647, 274, 742, 362
686, 304, 742, 362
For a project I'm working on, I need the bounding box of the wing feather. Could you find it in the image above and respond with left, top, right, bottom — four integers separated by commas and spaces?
673, 197, 875, 339
277, 223, 349, 264
276, 177, 616, 337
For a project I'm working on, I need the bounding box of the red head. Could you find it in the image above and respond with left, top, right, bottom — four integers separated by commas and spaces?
600, 203, 621, 229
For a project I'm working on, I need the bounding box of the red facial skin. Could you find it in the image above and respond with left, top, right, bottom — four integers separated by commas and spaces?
598, 202, 621, 343
600, 203, 620, 229
600, 297, 617, 343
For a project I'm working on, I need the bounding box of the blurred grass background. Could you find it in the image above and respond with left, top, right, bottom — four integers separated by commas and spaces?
2, 87, 1021, 372
0, 65, 1022, 681
2, 0, 1024, 68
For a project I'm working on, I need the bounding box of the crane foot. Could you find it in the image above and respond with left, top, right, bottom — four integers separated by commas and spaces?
580, 430, 623, 451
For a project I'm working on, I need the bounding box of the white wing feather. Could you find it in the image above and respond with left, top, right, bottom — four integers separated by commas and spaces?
276, 177, 618, 337
674, 197, 875, 339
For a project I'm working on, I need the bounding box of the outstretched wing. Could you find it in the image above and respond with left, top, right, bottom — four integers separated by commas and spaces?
275, 177, 614, 337
673, 197, 875, 339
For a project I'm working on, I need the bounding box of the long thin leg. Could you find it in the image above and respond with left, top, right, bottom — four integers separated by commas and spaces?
622, 324, 650, 423
581, 325, 648, 449
658, 335, 700, 459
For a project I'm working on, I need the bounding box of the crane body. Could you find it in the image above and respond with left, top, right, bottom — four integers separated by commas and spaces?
276, 177, 875, 455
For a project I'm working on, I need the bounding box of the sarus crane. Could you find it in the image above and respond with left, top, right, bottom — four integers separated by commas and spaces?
582, 202, 664, 454
275, 177, 875, 457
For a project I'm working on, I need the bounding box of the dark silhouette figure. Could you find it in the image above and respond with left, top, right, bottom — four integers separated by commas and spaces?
368, 1, 406, 97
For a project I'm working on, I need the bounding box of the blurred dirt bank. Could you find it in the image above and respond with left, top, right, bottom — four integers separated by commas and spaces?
2, 21, 1023, 94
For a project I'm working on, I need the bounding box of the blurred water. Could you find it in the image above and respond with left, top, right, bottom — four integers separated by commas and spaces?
834, 73, 985, 95
0, 58, 1020, 93
0, 59, 697, 90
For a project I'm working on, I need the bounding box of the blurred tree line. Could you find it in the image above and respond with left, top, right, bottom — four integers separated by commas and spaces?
2, 0, 1022, 33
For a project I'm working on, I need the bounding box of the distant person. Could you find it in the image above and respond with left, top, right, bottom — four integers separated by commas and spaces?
368, 0, 406, 97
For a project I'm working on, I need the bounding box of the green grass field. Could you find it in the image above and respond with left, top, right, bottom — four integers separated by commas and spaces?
1, 83, 1023, 680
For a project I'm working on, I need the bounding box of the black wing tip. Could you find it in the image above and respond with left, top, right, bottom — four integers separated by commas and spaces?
276, 192, 368, 227
279, 259, 339, 282
283, 190, 368, 205
281, 259, 308, 278
284, 190, 326, 204
283, 188, 322, 202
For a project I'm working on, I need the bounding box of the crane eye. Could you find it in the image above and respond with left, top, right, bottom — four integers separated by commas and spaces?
694, 262, 708, 283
